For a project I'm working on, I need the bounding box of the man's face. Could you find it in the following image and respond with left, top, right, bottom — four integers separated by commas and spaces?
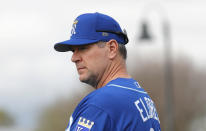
71, 43, 109, 87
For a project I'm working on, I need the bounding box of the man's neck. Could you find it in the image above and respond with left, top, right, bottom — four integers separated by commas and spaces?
96, 59, 131, 89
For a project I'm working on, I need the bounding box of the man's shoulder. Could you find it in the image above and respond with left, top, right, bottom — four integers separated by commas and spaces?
88, 85, 120, 105
76, 77, 148, 113
88, 78, 146, 109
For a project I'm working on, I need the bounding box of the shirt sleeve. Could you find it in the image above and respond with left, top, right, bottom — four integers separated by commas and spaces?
69, 104, 114, 131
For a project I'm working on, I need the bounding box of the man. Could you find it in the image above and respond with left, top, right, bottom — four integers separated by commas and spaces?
54, 12, 161, 131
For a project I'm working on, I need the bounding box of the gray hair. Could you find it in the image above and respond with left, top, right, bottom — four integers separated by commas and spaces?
118, 43, 127, 59
96, 41, 127, 60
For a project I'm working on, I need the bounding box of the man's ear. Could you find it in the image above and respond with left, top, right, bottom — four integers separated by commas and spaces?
106, 39, 118, 59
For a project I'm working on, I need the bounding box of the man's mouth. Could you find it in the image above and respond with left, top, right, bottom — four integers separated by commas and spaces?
77, 67, 86, 72
78, 67, 84, 70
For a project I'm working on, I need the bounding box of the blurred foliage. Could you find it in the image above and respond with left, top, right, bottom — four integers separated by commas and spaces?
35, 88, 93, 131
35, 53, 206, 131
0, 109, 15, 126
130, 53, 206, 131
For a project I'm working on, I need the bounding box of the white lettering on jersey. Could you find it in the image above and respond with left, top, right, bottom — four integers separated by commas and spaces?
134, 97, 160, 123
134, 82, 141, 88
144, 97, 160, 123
76, 126, 83, 131
65, 116, 73, 131
134, 98, 148, 122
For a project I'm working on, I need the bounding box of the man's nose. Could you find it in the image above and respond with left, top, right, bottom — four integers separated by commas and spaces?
71, 49, 81, 63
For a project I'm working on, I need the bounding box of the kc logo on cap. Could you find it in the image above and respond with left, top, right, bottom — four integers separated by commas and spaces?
71, 20, 78, 35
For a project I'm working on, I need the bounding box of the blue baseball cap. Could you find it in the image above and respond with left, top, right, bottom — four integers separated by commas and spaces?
54, 12, 129, 52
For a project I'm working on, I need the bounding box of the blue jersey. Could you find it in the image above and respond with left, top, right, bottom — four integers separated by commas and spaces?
66, 78, 161, 131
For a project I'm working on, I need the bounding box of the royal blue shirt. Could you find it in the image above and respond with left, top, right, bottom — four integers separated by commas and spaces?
66, 78, 161, 131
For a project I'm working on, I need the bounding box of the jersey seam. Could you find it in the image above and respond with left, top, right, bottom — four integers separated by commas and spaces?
107, 84, 147, 94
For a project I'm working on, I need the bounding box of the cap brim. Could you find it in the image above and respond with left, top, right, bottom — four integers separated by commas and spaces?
54, 38, 99, 52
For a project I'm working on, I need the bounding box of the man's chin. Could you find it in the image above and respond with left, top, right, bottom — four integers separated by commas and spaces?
79, 75, 97, 87
79, 76, 90, 85
79, 75, 87, 82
